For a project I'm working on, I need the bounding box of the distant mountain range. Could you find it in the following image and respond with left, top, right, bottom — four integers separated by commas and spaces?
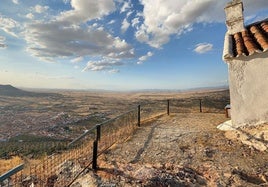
0, 85, 61, 97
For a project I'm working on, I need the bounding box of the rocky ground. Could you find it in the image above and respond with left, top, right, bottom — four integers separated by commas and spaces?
71, 113, 268, 187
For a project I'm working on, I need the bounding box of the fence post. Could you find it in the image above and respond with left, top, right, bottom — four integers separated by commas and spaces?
199, 99, 202, 113
92, 124, 101, 170
92, 140, 98, 170
138, 105, 141, 127
167, 99, 170, 115
96, 124, 101, 141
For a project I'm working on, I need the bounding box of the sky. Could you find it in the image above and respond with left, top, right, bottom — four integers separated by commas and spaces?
0, 0, 268, 91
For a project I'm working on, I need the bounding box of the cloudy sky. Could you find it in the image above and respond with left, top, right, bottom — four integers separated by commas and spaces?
0, 0, 268, 90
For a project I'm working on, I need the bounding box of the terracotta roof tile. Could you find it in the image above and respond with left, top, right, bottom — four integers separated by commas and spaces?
225, 19, 268, 59
249, 25, 268, 51
241, 30, 259, 55
261, 22, 268, 33
233, 32, 246, 56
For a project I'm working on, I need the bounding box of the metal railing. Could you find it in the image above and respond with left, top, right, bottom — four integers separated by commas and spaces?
0, 164, 24, 187
1, 97, 229, 186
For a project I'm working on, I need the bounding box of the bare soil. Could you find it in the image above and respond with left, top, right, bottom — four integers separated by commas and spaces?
72, 113, 268, 187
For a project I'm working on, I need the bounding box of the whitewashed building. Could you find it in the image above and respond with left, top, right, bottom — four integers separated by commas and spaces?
223, 0, 268, 127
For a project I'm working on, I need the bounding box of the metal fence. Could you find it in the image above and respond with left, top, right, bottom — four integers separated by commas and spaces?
169, 97, 230, 114
1, 97, 229, 187
97, 109, 138, 153
1, 132, 94, 187
1, 106, 143, 187
92, 109, 139, 170
140, 100, 167, 122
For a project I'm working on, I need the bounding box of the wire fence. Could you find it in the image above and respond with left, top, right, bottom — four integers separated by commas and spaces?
1, 97, 229, 187
0, 141, 68, 159
97, 109, 138, 155
170, 97, 230, 114
0, 130, 96, 186
140, 100, 167, 122
0, 108, 141, 187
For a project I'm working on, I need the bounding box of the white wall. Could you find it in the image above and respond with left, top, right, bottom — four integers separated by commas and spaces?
228, 52, 268, 127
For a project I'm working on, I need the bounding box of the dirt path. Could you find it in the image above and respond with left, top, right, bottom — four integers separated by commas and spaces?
72, 113, 268, 187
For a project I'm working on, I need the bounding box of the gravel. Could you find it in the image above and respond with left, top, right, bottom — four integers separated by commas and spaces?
73, 113, 268, 186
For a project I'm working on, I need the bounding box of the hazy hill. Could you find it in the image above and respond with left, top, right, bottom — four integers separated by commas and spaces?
0, 85, 61, 97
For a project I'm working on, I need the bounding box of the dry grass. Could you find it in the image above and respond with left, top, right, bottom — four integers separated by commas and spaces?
0, 156, 23, 174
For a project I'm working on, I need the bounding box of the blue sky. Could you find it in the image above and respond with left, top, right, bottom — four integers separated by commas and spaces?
0, 0, 268, 90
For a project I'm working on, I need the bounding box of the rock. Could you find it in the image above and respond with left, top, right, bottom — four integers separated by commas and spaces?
164, 163, 174, 170
46, 175, 58, 187
204, 147, 215, 158
232, 168, 266, 185
196, 175, 207, 185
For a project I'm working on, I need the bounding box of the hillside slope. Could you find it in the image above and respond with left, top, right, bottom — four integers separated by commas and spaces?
0, 85, 60, 97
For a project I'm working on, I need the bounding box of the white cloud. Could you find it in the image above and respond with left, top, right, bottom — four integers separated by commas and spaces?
126, 11, 133, 18
20, 0, 134, 71
245, 14, 268, 25
139, 51, 153, 61
121, 18, 130, 33
47, 76, 75, 80
108, 69, 120, 74
137, 0, 268, 48
131, 17, 140, 28
92, 23, 99, 28
0, 16, 19, 37
74, 65, 80, 69
137, 51, 153, 64
242, 0, 268, 15
0, 43, 7, 49
57, 0, 116, 24
63, 0, 70, 4
108, 20, 115, 25
136, 0, 214, 48
0, 36, 7, 49
120, 1, 132, 13
4, 0, 267, 74
26, 13, 34, 19
34, 5, 49, 14
194, 43, 213, 54
0, 36, 5, 42
71, 56, 83, 63
82, 60, 124, 72
12, 0, 19, 5
24, 21, 134, 62
135, 24, 149, 44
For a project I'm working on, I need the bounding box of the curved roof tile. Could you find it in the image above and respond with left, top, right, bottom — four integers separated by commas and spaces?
223, 19, 268, 60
